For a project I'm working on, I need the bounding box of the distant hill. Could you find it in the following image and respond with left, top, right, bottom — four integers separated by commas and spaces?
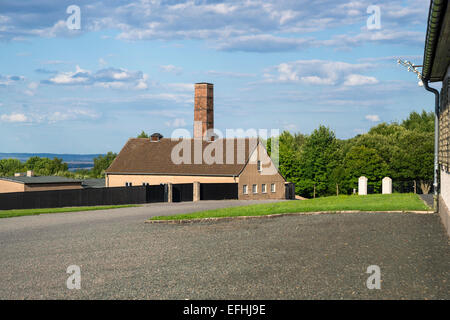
0, 153, 104, 171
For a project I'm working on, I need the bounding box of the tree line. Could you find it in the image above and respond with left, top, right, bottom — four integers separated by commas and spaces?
1, 110, 433, 194
268, 110, 434, 198
0, 152, 117, 179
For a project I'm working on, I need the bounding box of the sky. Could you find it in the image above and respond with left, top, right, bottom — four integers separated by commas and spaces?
0, 0, 440, 154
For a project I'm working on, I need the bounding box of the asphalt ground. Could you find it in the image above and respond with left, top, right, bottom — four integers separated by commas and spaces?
420, 194, 434, 208
0, 200, 448, 299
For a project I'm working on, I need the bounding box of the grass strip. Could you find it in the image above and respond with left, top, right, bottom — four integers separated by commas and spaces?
150, 193, 430, 221
0, 204, 140, 218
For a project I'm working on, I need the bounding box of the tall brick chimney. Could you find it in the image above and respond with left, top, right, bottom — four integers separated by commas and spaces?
194, 82, 214, 139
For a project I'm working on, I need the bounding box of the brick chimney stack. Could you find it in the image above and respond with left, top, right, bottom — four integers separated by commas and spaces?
194, 82, 214, 139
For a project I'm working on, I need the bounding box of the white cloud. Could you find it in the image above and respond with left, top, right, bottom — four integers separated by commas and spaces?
28, 81, 39, 90
0, 74, 25, 86
265, 59, 375, 86
45, 65, 91, 85
159, 64, 183, 75
217, 34, 313, 52
1, 113, 28, 123
99, 58, 107, 67
30, 20, 80, 38
365, 114, 380, 122
47, 108, 100, 123
42, 66, 149, 90
343, 74, 378, 86
41, 60, 72, 65
165, 83, 194, 92
0, 0, 429, 52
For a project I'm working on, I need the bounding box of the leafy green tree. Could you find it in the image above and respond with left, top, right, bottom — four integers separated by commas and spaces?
0, 158, 24, 176
367, 122, 404, 136
342, 146, 388, 193
390, 130, 434, 193
267, 131, 303, 193
137, 131, 149, 138
327, 139, 348, 195
297, 126, 338, 198
401, 110, 434, 133
265, 110, 433, 197
24, 157, 68, 175
92, 152, 117, 177
351, 131, 400, 178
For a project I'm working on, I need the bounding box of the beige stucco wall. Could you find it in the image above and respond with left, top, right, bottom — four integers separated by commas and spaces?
107, 174, 237, 187
238, 144, 286, 200
0, 180, 82, 193
0, 180, 25, 193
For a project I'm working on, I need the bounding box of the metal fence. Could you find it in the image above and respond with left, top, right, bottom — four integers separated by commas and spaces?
392, 181, 433, 194
0, 182, 244, 210
0, 186, 147, 210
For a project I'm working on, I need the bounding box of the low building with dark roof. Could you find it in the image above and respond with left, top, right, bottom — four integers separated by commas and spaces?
81, 178, 106, 189
0, 173, 82, 193
106, 83, 290, 200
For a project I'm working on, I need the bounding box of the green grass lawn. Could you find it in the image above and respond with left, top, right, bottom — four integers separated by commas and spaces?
150, 193, 431, 221
0, 204, 140, 219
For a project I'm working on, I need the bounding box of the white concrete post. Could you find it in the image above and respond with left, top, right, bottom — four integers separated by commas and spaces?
358, 176, 368, 195
382, 177, 392, 194
167, 183, 173, 203
193, 182, 200, 202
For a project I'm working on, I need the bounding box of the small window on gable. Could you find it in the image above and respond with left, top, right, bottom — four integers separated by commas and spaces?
257, 160, 262, 172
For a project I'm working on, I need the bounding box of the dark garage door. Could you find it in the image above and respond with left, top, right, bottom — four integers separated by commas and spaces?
200, 183, 238, 200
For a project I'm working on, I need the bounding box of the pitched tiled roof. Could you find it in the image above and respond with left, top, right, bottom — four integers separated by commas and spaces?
106, 138, 259, 176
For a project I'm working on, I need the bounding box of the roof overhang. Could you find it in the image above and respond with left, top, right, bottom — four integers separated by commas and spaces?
105, 172, 237, 177
0, 177, 82, 185
422, 0, 450, 82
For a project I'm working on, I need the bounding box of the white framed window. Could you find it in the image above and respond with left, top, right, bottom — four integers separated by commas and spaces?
262, 184, 267, 193
243, 185, 248, 194
271, 183, 276, 193
252, 184, 258, 194
257, 160, 262, 172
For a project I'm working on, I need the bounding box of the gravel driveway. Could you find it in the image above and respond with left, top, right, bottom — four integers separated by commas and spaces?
0, 201, 448, 299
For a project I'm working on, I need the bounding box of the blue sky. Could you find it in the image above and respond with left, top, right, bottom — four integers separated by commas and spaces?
0, 0, 439, 153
